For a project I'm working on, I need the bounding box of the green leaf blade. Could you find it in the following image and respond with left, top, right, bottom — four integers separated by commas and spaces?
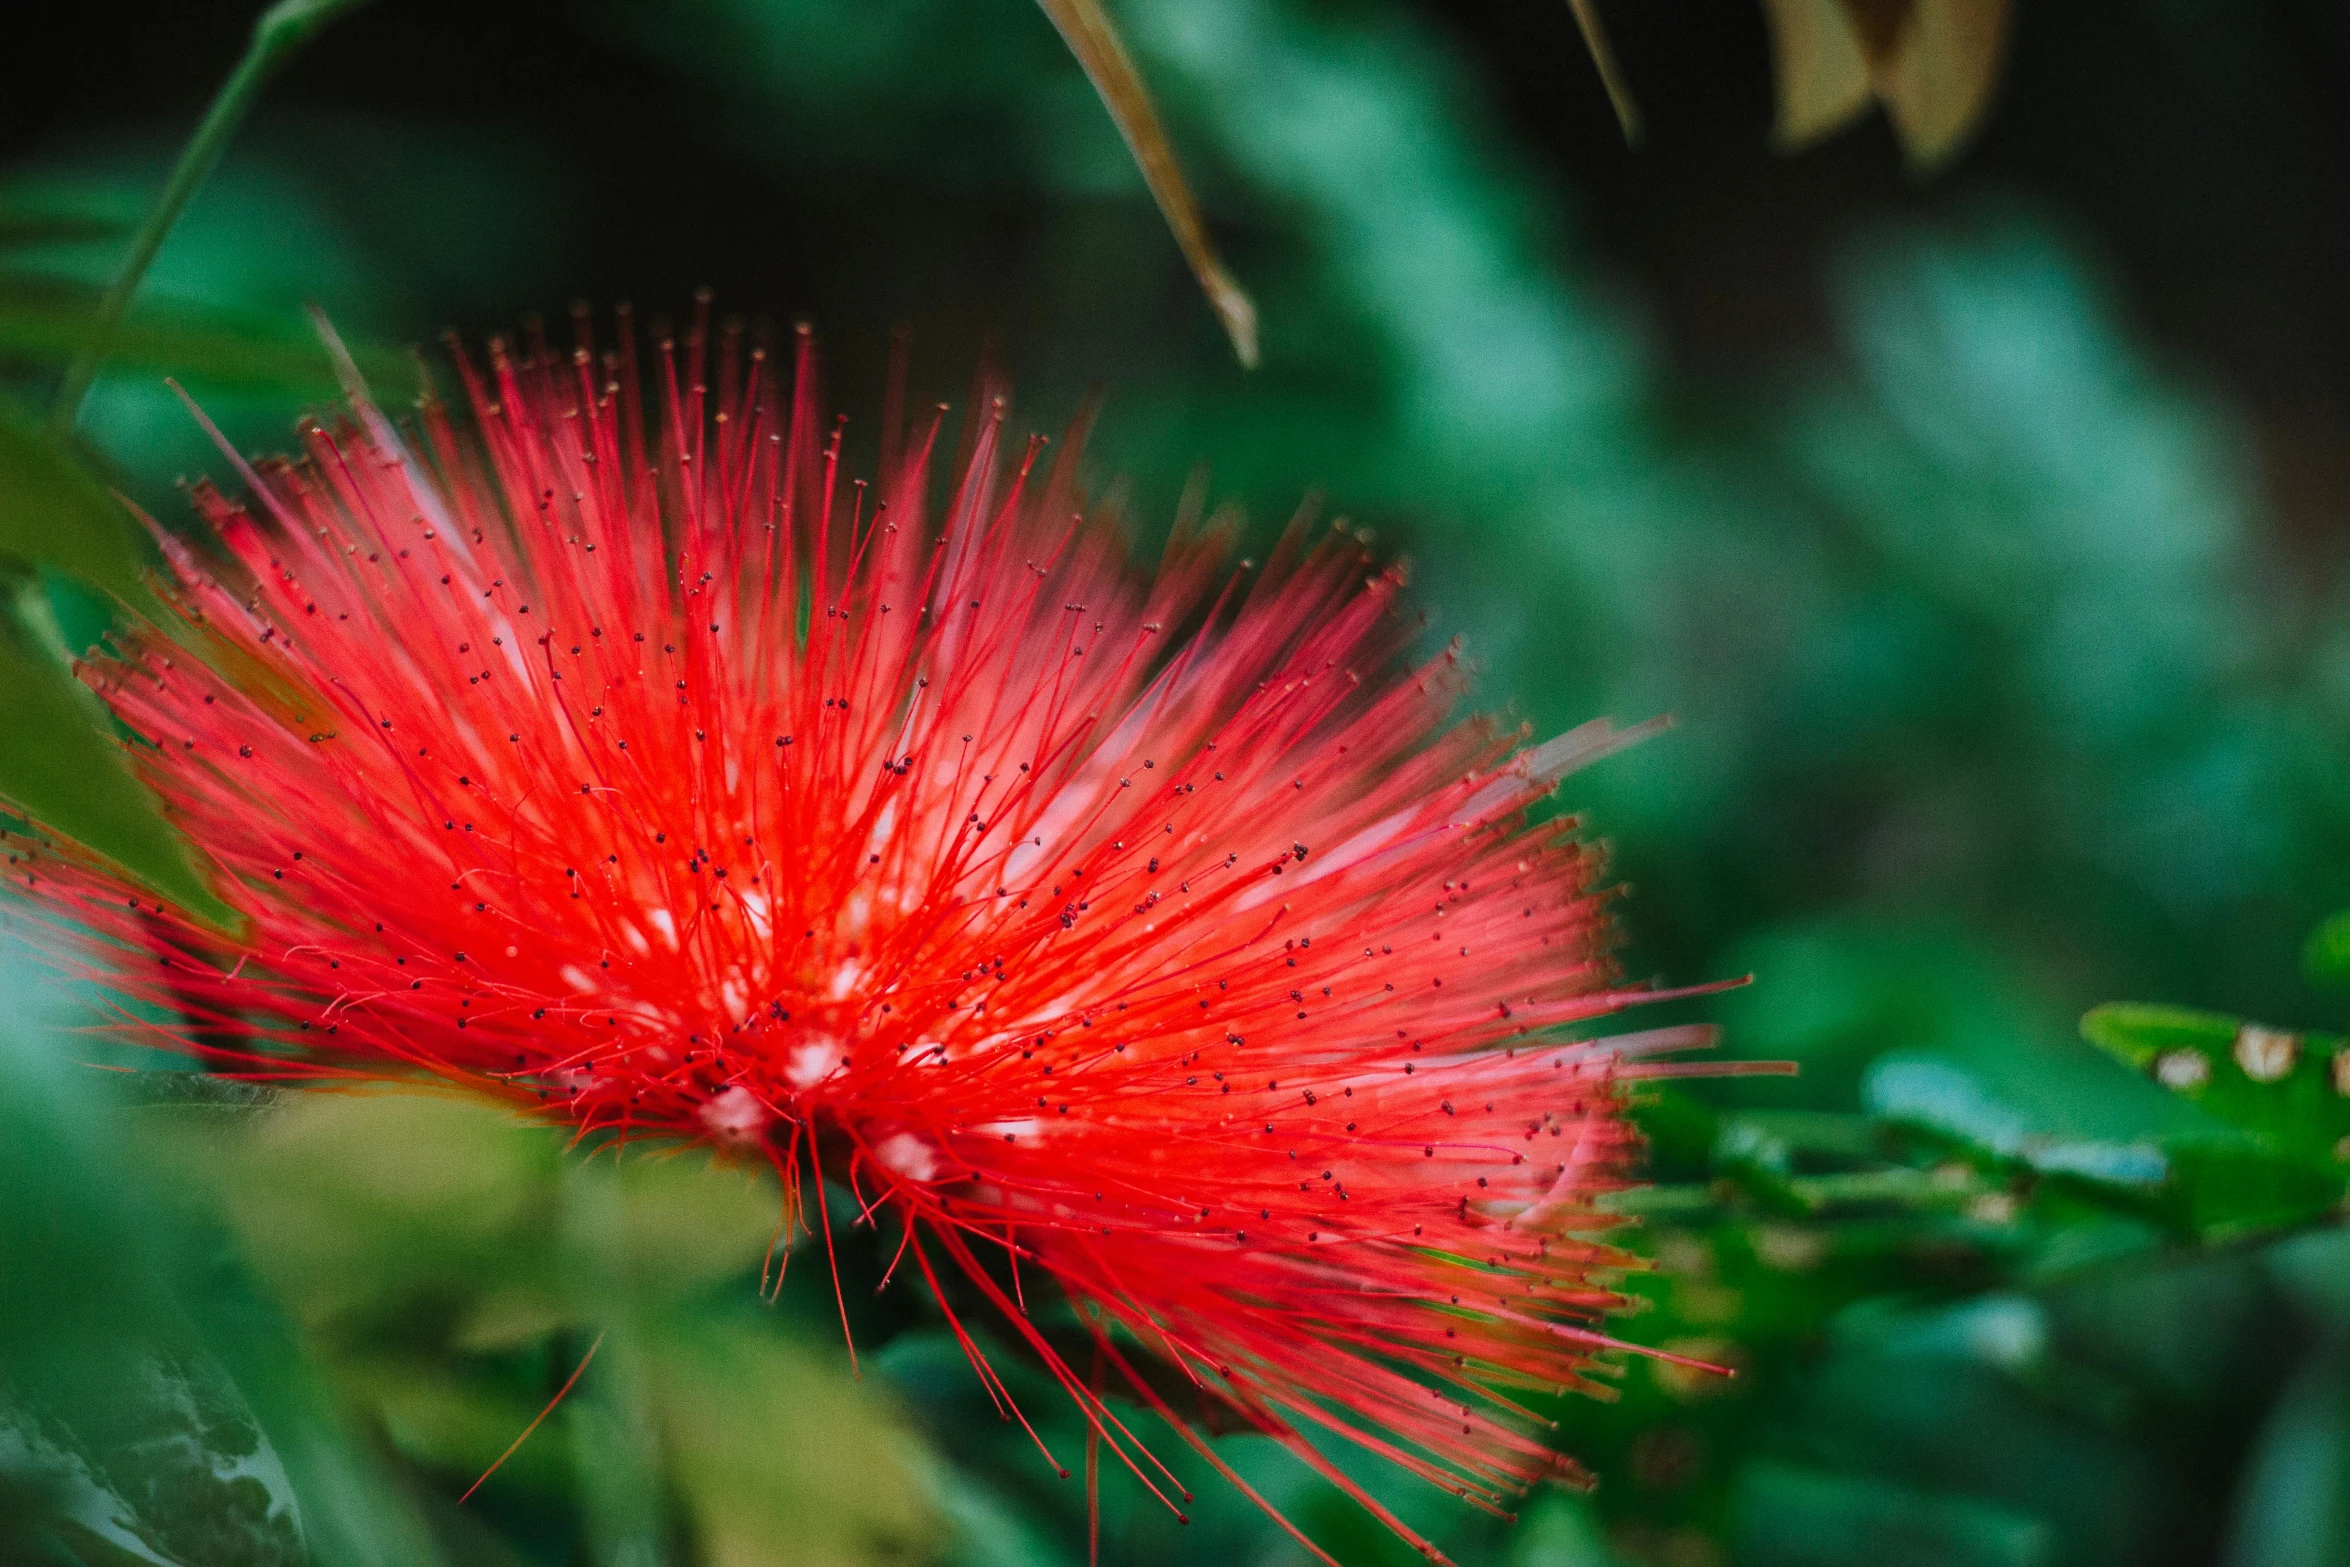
0, 412, 156, 615
2084, 1003, 2350, 1170
2078, 1003, 2240, 1072
0, 623, 232, 926
2304, 909, 2350, 990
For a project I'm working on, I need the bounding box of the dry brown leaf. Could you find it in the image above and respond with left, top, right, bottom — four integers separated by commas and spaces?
1586, 0, 2011, 172
1854, 0, 2012, 170
1761, 0, 1874, 147
1035, 0, 1259, 367
1765, 0, 2012, 168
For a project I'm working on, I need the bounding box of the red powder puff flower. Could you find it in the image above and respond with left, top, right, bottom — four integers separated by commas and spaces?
25, 307, 1748, 1562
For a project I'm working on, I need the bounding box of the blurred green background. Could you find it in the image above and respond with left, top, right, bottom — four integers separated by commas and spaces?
10, 2, 2350, 1564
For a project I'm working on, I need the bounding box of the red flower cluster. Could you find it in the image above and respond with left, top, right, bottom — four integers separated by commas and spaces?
30, 309, 1734, 1561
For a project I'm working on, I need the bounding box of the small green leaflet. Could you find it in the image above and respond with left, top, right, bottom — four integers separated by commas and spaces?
2082, 1002, 2350, 1168
2304, 909, 2350, 990
0, 411, 157, 616
0, 617, 232, 926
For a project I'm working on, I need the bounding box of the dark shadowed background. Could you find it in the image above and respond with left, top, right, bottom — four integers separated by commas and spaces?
8, 4, 2350, 1566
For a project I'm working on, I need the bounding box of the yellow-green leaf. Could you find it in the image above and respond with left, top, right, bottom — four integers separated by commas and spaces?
138, 1090, 787, 1337
653, 1322, 939, 1567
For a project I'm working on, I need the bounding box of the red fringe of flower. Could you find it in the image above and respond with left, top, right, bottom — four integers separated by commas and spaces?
17, 304, 1748, 1563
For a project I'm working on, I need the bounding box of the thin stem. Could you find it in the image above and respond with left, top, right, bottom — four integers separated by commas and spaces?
1033, 0, 1259, 367
46, 0, 375, 437
1565, 0, 1643, 144
458, 1330, 606, 1506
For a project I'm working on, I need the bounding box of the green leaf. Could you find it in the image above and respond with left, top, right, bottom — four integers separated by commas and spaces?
0, 1351, 307, 1567
1863, 1056, 2169, 1189
1505, 1494, 1619, 1567
1713, 1115, 1818, 1217
1626, 1084, 1721, 1181
0, 208, 129, 250
0, 980, 445, 1567
136, 1091, 788, 1346
0, 614, 231, 925
2079, 1003, 2240, 1072
2304, 910, 2350, 991
2159, 1139, 2343, 1241
2224, 1342, 2350, 1567
2081, 1003, 2350, 1166
0, 411, 155, 612
0, 276, 388, 392
1731, 1460, 2052, 1567
651, 1320, 939, 1567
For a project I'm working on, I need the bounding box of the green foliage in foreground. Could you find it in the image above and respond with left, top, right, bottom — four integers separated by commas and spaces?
7, 992, 2346, 1567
